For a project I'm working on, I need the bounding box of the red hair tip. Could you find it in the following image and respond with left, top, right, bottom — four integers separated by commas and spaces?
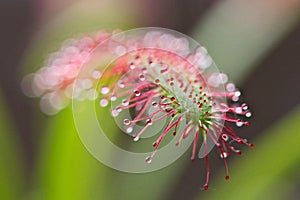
204, 185, 209, 190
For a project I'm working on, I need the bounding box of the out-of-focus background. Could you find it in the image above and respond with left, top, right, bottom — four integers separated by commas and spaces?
0, 0, 300, 199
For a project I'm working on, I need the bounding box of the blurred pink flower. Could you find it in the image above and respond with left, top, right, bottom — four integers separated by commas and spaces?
22, 30, 112, 114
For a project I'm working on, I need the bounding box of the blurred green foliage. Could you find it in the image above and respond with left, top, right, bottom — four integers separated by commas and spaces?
32, 108, 111, 199
0, 91, 25, 200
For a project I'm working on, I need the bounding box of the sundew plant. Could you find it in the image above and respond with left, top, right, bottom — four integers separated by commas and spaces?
22, 28, 253, 190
